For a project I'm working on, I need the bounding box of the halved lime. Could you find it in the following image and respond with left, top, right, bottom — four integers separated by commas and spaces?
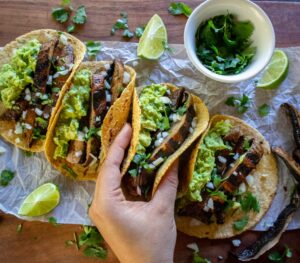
137, 14, 168, 60
256, 49, 289, 89
18, 183, 60, 217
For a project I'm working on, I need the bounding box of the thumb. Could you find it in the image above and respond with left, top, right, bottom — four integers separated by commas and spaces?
97, 123, 132, 192
152, 160, 179, 207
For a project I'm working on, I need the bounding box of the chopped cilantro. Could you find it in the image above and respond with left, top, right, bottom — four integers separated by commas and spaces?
258, 103, 270, 117
52, 87, 61, 93
193, 251, 211, 263
52, 7, 69, 23
84, 127, 100, 141
240, 192, 260, 213
233, 215, 249, 231
123, 29, 134, 39
111, 12, 129, 35
85, 41, 102, 58
168, 2, 192, 17
159, 116, 170, 131
72, 5, 87, 24
176, 105, 187, 116
62, 164, 78, 178
212, 174, 222, 188
128, 169, 138, 177
48, 216, 58, 226
225, 94, 251, 114
268, 246, 292, 262
0, 169, 15, 186
135, 26, 145, 38
210, 191, 227, 201
16, 223, 23, 233
67, 24, 75, 33
33, 127, 46, 140
36, 117, 48, 129
83, 246, 107, 259
243, 140, 251, 151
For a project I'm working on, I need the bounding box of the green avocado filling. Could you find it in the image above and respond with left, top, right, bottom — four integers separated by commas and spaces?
188, 120, 232, 202
136, 84, 169, 154
0, 39, 41, 108
53, 69, 91, 159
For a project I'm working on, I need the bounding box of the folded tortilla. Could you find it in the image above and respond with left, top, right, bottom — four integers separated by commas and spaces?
176, 115, 278, 239
121, 83, 209, 201
45, 61, 136, 180
0, 29, 85, 152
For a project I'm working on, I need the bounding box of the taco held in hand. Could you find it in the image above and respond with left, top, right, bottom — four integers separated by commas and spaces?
176, 115, 278, 239
121, 83, 209, 201
45, 60, 136, 180
0, 29, 85, 151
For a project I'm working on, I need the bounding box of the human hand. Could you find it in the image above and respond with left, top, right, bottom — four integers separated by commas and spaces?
89, 123, 178, 263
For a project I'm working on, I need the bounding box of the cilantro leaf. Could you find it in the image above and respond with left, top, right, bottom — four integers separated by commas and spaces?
36, 117, 48, 129
123, 29, 134, 39
168, 2, 192, 17
243, 140, 251, 151
48, 216, 58, 226
62, 164, 78, 178
0, 169, 14, 186
225, 94, 251, 114
258, 104, 270, 117
129, 169, 138, 177
240, 192, 260, 213
83, 246, 107, 259
135, 26, 145, 38
52, 7, 69, 23
72, 5, 87, 25
176, 105, 187, 116
67, 24, 75, 33
111, 12, 129, 35
233, 215, 249, 231
268, 246, 293, 262
61, 0, 71, 6
85, 41, 102, 58
84, 127, 100, 140
193, 251, 211, 263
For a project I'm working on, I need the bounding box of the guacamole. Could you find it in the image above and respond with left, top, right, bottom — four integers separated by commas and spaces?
188, 120, 232, 201
0, 39, 41, 108
136, 84, 168, 154
53, 69, 91, 159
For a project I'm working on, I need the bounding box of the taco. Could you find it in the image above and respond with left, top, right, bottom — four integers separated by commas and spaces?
45, 60, 136, 180
176, 115, 278, 239
0, 29, 85, 152
121, 83, 209, 201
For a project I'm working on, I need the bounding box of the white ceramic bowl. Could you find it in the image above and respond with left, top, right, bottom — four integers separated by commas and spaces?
184, 0, 275, 83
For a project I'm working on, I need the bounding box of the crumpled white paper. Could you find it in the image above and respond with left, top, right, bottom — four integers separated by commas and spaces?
0, 41, 299, 231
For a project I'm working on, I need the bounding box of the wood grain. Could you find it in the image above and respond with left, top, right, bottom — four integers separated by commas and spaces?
0, 0, 300, 263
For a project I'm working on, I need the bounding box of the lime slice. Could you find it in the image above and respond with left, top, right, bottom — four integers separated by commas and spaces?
256, 49, 289, 89
137, 14, 167, 60
18, 183, 60, 217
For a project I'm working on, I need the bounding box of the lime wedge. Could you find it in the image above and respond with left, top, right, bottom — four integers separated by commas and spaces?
18, 183, 60, 217
137, 14, 168, 60
256, 49, 289, 89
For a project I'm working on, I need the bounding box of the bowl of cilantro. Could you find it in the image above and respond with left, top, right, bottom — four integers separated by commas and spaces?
184, 0, 275, 83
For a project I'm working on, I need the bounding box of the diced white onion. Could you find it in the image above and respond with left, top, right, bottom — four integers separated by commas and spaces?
25, 88, 30, 95
40, 94, 48, 100
154, 138, 163, 147
186, 243, 199, 252
105, 91, 112, 103
35, 92, 42, 98
104, 64, 110, 70
104, 80, 111, 90
53, 69, 69, 78
191, 117, 197, 128
0, 146, 6, 154
166, 89, 171, 95
206, 182, 214, 190
239, 182, 246, 193
207, 198, 214, 210
24, 123, 32, 130
14, 122, 23, 134
99, 71, 107, 77
156, 132, 162, 139
47, 75, 53, 85
232, 239, 241, 247
189, 127, 194, 134
151, 157, 164, 167
15, 138, 21, 144
95, 116, 101, 123
75, 151, 82, 158
203, 205, 209, 212
233, 171, 238, 176
162, 132, 168, 138
35, 108, 43, 116
88, 153, 98, 167
160, 96, 172, 104
218, 156, 227, 164
132, 61, 138, 67
148, 163, 156, 170
24, 94, 31, 101
233, 153, 240, 160
123, 71, 130, 85
22, 111, 27, 119
43, 113, 50, 119
59, 33, 68, 45
218, 256, 224, 260
246, 175, 254, 186
8, 129, 13, 137
136, 185, 142, 196
77, 131, 85, 141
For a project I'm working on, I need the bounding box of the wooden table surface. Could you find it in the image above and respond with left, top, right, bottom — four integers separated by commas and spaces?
0, 1, 300, 263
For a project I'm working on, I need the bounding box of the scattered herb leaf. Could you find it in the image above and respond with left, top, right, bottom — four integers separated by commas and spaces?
123, 29, 134, 39
168, 2, 192, 17
176, 105, 187, 116
135, 26, 145, 38
67, 24, 75, 33
0, 169, 14, 186
128, 169, 138, 177
16, 223, 23, 233
72, 5, 87, 24
52, 7, 69, 23
240, 192, 260, 213
268, 246, 293, 262
36, 117, 48, 129
233, 215, 249, 231
85, 41, 102, 58
193, 251, 212, 263
225, 94, 251, 114
258, 103, 270, 117
48, 216, 58, 226
111, 12, 129, 35
83, 246, 107, 259
243, 140, 251, 151
84, 127, 100, 140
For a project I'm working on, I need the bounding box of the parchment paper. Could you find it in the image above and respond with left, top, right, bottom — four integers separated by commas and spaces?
0, 41, 299, 230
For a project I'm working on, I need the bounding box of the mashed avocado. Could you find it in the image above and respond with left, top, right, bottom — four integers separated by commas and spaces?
137, 84, 168, 154
0, 39, 41, 108
53, 69, 91, 159
188, 120, 232, 201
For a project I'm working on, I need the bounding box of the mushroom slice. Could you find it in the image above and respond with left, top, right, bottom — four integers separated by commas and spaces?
110, 59, 124, 103
23, 108, 37, 147
66, 140, 86, 164
236, 191, 299, 261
